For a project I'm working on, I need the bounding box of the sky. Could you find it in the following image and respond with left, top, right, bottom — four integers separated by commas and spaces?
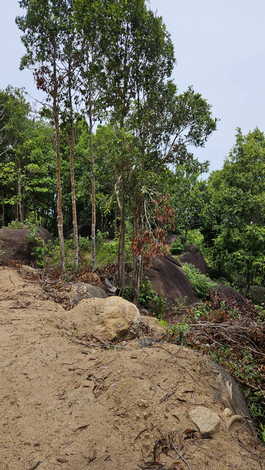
1, 1, 265, 171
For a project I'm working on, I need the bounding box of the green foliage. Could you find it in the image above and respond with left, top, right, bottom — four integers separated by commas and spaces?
210, 346, 265, 442
96, 239, 119, 267
7, 220, 26, 229
170, 238, 184, 255
138, 280, 166, 319
158, 319, 169, 328
192, 303, 210, 320
255, 305, 265, 322
186, 229, 205, 251
259, 424, 265, 443
182, 263, 217, 298
202, 128, 265, 290
122, 287, 135, 303
79, 237, 91, 251
166, 322, 190, 345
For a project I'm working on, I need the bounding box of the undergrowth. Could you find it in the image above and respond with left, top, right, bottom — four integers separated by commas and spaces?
164, 291, 265, 442
182, 263, 217, 298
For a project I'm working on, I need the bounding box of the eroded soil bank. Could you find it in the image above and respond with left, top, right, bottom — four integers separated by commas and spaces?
0, 267, 264, 470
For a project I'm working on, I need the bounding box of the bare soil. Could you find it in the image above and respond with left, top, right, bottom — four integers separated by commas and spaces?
0, 267, 264, 470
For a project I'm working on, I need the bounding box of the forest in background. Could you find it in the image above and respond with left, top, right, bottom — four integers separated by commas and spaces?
1, 0, 264, 295
1, 0, 265, 440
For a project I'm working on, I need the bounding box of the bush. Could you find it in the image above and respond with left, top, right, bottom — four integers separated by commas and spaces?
138, 280, 166, 319
7, 220, 26, 229
170, 238, 184, 255
186, 229, 205, 251
79, 237, 91, 251
182, 263, 217, 299
96, 239, 119, 267
167, 322, 190, 345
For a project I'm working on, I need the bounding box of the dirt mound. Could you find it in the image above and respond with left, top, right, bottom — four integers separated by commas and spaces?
0, 268, 264, 470
0, 226, 51, 265
146, 255, 198, 305
179, 245, 208, 274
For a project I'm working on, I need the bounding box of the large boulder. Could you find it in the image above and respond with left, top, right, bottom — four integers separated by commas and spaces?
0, 227, 51, 266
214, 285, 249, 308
248, 286, 265, 306
145, 255, 198, 305
60, 296, 141, 342
179, 244, 208, 274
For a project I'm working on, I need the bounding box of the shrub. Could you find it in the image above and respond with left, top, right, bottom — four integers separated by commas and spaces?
138, 280, 166, 319
186, 229, 205, 251
79, 237, 91, 251
96, 239, 119, 267
7, 220, 26, 229
170, 238, 184, 255
182, 263, 217, 299
167, 322, 190, 345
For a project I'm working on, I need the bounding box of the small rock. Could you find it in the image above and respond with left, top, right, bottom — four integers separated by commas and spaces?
139, 316, 166, 339
223, 408, 233, 417
189, 406, 221, 434
20, 265, 39, 275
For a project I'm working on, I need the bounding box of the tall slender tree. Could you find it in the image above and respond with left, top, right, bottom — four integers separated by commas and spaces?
74, 0, 108, 271
101, 0, 175, 287
61, 0, 80, 269
17, 0, 68, 271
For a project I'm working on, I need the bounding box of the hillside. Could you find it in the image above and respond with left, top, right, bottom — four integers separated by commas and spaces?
0, 267, 264, 470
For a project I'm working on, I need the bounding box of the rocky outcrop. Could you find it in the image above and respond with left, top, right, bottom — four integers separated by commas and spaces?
179, 244, 208, 274
146, 255, 198, 305
0, 226, 51, 265
214, 285, 249, 308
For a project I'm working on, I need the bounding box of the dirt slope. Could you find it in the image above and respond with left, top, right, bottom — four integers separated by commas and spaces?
0, 267, 264, 470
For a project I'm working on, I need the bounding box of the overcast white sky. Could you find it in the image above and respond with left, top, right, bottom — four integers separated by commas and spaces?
1, 1, 265, 171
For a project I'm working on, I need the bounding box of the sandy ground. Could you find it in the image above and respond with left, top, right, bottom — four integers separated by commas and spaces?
0, 267, 264, 470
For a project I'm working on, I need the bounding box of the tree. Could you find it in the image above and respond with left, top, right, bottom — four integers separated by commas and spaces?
202, 128, 265, 290
61, 0, 81, 269
126, 80, 216, 294
74, 0, 109, 270
0, 87, 31, 223
17, 0, 68, 271
101, 0, 175, 287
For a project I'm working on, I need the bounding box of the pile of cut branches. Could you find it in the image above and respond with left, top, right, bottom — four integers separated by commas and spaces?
167, 289, 265, 439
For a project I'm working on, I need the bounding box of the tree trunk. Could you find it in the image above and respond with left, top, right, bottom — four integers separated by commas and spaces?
52, 53, 65, 272
132, 205, 143, 300
88, 113, 96, 271
54, 111, 65, 272
1, 197, 5, 227
117, 189, 126, 289
91, 156, 96, 271
17, 158, 23, 223
68, 125, 79, 270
